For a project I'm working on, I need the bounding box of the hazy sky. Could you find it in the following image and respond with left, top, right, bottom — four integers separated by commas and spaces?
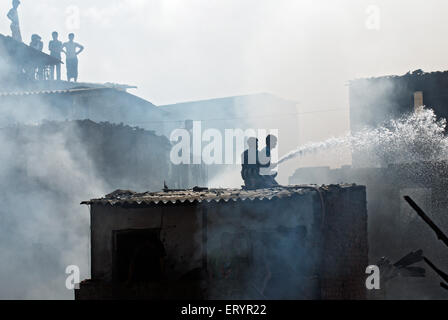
2, 0, 448, 103
1, 0, 448, 159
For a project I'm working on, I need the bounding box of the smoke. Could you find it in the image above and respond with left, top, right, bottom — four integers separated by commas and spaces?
0, 121, 107, 299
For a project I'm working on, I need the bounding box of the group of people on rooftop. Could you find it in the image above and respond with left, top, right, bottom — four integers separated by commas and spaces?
7, 0, 84, 82
48, 32, 84, 82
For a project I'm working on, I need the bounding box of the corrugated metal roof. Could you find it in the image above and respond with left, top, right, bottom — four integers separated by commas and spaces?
0, 87, 109, 97
81, 185, 351, 207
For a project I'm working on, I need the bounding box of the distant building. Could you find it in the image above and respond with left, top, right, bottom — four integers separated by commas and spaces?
76, 185, 368, 300
350, 69, 448, 131
161, 93, 298, 143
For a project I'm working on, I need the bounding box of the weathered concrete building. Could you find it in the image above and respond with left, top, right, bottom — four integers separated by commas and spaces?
77, 185, 368, 300
350, 69, 448, 132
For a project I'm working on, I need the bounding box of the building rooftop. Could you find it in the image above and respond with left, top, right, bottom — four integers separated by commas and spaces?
349, 69, 448, 84
0, 86, 108, 97
159, 93, 299, 122
0, 33, 61, 67
161, 93, 298, 108
0, 81, 137, 95
82, 184, 361, 207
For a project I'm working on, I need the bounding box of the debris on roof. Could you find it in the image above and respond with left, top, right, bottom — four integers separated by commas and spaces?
82, 184, 361, 207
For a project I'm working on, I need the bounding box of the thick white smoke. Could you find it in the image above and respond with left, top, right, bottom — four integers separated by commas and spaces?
0, 122, 107, 299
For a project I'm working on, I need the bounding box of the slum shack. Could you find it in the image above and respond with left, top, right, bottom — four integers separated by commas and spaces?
77, 185, 367, 300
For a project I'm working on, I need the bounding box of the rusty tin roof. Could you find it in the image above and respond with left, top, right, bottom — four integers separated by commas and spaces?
81, 185, 360, 207
81, 185, 335, 207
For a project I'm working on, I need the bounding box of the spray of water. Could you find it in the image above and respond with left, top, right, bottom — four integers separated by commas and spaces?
279, 108, 448, 167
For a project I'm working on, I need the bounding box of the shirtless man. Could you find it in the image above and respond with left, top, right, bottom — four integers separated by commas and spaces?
63, 33, 84, 82
258, 134, 279, 187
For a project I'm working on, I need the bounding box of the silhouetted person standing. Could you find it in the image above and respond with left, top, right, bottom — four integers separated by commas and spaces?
7, 0, 22, 42
63, 33, 84, 82
49, 32, 63, 80
259, 134, 279, 187
241, 137, 260, 188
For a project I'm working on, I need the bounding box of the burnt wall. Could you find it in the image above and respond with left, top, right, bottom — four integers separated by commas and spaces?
90, 204, 202, 282
205, 195, 320, 300
320, 185, 368, 300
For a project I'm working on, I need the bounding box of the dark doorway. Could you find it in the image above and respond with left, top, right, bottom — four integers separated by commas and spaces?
112, 229, 166, 284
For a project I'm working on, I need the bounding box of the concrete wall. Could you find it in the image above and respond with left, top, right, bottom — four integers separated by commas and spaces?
204, 194, 321, 299
320, 185, 368, 299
